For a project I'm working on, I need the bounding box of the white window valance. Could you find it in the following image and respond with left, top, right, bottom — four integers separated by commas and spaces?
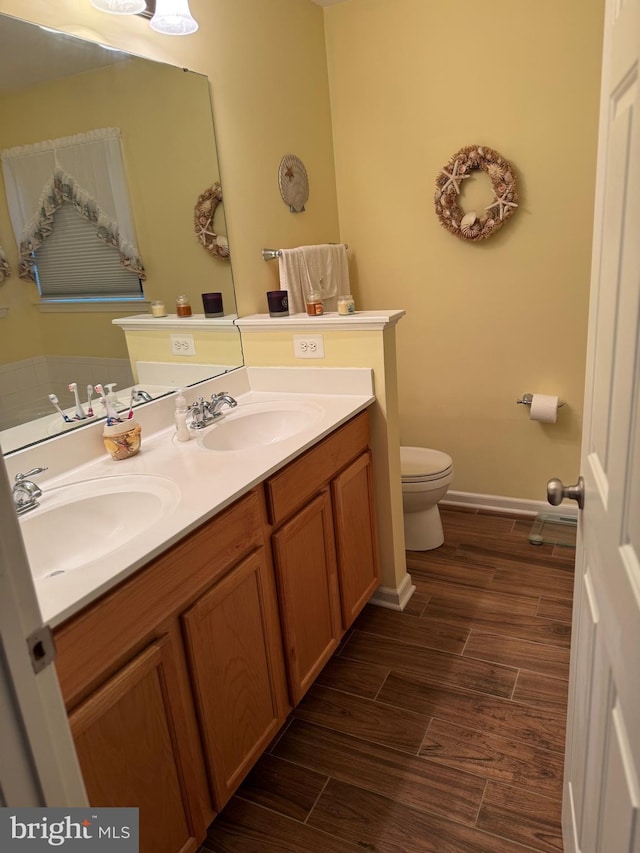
0, 128, 145, 282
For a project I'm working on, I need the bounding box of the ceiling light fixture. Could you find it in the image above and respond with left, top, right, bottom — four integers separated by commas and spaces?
91, 0, 199, 35
91, 0, 147, 14
150, 0, 199, 35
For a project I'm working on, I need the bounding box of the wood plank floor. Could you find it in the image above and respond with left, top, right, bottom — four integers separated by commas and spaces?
200, 507, 574, 852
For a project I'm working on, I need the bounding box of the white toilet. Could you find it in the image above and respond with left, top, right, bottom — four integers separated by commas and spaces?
400, 446, 454, 550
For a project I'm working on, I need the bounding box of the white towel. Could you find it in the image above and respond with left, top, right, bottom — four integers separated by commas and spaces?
279, 244, 349, 314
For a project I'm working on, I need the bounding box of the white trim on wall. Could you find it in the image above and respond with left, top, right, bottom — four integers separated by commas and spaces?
442, 490, 579, 518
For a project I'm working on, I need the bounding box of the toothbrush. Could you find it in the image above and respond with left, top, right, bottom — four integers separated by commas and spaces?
126, 387, 136, 419
49, 393, 73, 423
95, 384, 121, 423
68, 382, 86, 419
86, 384, 94, 417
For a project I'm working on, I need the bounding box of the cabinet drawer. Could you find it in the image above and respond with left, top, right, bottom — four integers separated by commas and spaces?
266, 409, 371, 525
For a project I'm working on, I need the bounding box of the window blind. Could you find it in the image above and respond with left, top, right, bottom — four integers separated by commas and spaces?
35, 202, 143, 300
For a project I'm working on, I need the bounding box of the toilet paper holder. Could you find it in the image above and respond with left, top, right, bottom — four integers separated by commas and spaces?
516, 393, 566, 408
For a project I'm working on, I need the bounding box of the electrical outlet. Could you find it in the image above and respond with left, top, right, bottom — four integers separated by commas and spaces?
170, 334, 196, 356
293, 335, 324, 359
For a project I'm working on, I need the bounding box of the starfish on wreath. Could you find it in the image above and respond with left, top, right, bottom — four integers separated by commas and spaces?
439, 160, 470, 195
485, 189, 518, 221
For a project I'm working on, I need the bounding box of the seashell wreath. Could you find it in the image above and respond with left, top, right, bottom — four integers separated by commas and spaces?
194, 182, 230, 260
434, 145, 518, 241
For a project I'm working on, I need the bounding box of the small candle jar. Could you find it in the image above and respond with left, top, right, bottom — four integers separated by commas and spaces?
202, 292, 224, 317
176, 295, 192, 317
337, 294, 356, 315
150, 300, 167, 318
266, 290, 289, 317
305, 289, 324, 316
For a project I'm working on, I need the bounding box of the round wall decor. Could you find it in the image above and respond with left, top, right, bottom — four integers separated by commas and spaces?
278, 154, 309, 213
194, 182, 230, 259
434, 145, 518, 241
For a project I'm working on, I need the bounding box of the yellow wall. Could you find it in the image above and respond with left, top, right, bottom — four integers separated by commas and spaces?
324, 0, 604, 501
122, 328, 243, 378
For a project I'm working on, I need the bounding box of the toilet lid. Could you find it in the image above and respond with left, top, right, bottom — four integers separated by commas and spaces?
401, 446, 453, 481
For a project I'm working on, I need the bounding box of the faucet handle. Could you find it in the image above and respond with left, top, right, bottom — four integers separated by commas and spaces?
15, 467, 48, 482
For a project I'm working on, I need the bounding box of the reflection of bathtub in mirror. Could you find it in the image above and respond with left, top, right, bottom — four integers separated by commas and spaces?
0, 359, 240, 454
0, 383, 175, 454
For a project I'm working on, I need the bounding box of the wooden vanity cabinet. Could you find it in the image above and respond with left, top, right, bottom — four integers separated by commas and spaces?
266, 409, 380, 704
53, 407, 378, 849
54, 488, 289, 853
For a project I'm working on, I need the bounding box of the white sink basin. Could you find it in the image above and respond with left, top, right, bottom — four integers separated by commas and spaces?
20, 474, 181, 581
197, 400, 324, 452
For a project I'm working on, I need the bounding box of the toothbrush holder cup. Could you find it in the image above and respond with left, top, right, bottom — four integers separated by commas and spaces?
103, 421, 142, 461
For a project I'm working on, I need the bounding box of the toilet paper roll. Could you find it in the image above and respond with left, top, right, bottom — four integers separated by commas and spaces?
529, 394, 559, 424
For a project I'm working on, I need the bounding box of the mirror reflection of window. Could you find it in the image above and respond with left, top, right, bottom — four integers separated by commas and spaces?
1, 127, 146, 291
34, 202, 144, 302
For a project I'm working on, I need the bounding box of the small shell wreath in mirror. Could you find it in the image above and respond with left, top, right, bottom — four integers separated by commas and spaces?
0, 246, 10, 283
434, 145, 518, 241
194, 182, 230, 260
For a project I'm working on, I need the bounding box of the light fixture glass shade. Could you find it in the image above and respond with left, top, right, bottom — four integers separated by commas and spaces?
91, 0, 146, 14
150, 0, 199, 35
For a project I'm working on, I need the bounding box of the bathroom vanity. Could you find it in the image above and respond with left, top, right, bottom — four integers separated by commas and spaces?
42, 379, 378, 853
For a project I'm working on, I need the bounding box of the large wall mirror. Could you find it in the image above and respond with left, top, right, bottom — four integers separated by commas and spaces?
0, 12, 243, 455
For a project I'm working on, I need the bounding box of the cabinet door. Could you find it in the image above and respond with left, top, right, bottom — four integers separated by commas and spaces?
182, 549, 288, 810
332, 451, 380, 628
69, 638, 198, 853
272, 491, 343, 704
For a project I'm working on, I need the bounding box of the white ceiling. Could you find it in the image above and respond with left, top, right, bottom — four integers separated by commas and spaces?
0, 14, 129, 94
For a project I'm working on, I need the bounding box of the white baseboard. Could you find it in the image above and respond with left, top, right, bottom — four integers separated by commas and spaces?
369, 572, 416, 611
442, 490, 579, 519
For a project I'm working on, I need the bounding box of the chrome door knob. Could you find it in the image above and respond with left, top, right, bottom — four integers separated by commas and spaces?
547, 476, 585, 510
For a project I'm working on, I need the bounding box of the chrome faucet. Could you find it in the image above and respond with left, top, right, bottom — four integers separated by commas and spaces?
189, 393, 237, 430
132, 388, 153, 402
209, 393, 238, 416
12, 467, 48, 515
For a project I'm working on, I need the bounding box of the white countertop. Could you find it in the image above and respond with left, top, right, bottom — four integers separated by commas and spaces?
22, 368, 374, 628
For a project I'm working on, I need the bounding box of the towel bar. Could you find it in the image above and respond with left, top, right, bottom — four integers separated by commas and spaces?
262, 244, 348, 261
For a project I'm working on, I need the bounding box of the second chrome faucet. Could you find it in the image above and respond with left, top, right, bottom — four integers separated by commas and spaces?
189, 393, 237, 430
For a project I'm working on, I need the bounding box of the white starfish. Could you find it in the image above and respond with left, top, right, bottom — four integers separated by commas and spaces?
485, 189, 518, 221
439, 160, 470, 195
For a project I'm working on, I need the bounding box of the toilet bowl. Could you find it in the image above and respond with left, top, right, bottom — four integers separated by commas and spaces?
401, 446, 454, 551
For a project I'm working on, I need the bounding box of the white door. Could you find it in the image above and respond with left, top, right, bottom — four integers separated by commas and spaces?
0, 456, 87, 806
561, 0, 640, 849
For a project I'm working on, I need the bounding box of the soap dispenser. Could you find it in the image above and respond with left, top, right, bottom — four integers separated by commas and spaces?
175, 390, 190, 442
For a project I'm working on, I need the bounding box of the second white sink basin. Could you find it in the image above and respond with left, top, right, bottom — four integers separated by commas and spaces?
20, 474, 181, 581
197, 400, 324, 452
